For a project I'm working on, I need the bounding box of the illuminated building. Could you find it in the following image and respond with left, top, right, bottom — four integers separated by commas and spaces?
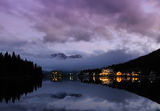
69, 73, 74, 80
127, 73, 131, 76
93, 72, 96, 76
50, 71, 62, 82
131, 72, 139, 76
116, 71, 122, 76
99, 68, 113, 76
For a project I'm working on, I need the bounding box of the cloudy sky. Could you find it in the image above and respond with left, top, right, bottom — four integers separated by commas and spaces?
0, 0, 160, 71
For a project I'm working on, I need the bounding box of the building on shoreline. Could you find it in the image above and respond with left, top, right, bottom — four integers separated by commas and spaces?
99, 68, 114, 76
50, 71, 62, 82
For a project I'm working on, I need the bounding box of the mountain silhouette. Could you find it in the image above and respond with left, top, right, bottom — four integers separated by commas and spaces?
109, 49, 160, 75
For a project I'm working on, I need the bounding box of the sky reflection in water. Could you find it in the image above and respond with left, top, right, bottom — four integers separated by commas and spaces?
0, 77, 160, 111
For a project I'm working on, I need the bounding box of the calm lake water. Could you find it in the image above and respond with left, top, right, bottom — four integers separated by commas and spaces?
0, 75, 160, 111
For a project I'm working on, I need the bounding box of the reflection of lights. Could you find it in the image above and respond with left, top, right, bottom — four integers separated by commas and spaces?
138, 80, 141, 83
93, 73, 96, 81
93, 76, 96, 81
99, 77, 111, 85
52, 77, 58, 81
51, 76, 60, 82
69, 76, 73, 80
132, 77, 139, 81
127, 77, 130, 81
116, 77, 122, 82
132, 77, 139, 82
58, 76, 62, 80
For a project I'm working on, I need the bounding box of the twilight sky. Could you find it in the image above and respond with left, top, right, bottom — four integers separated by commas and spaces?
0, 0, 160, 71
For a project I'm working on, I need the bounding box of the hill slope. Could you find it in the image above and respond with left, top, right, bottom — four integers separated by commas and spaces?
109, 49, 160, 75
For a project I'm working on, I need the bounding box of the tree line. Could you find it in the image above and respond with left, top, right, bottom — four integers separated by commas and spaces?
0, 52, 42, 77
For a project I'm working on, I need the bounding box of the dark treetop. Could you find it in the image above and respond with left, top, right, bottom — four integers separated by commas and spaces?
0, 52, 42, 77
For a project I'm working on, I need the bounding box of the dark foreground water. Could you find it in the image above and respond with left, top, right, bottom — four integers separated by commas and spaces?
0, 76, 160, 111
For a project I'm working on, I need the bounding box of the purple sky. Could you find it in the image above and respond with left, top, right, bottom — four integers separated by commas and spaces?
0, 0, 160, 71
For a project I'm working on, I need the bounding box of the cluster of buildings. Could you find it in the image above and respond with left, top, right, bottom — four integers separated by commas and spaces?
97, 69, 141, 85
99, 68, 140, 77
49, 71, 62, 82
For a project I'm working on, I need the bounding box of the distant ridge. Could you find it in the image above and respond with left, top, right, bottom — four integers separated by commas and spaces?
109, 49, 160, 75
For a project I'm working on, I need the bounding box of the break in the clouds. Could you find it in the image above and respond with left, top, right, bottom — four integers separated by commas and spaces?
0, 0, 160, 70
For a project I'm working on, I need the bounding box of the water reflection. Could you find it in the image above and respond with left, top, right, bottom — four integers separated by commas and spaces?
99, 77, 113, 85
0, 74, 160, 111
49, 72, 160, 104
0, 77, 42, 103
79, 75, 160, 104
48, 71, 160, 104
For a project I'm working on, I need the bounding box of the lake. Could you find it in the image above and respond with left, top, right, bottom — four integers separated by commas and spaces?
0, 75, 160, 111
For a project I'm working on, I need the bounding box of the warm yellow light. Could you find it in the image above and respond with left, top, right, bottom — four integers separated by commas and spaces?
100, 69, 113, 76
132, 77, 139, 81
132, 73, 139, 76
116, 77, 122, 82
116, 72, 122, 76
127, 73, 130, 76
99, 77, 111, 85
99, 73, 109, 76
93, 76, 96, 81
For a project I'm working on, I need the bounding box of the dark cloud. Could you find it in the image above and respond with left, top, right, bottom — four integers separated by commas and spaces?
50, 53, 82, 60
66, 28, 94, 41
82, 0, 156, 35
37, 0, 156, 42
0, 0, 159, 43
2, 0, 155, 44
